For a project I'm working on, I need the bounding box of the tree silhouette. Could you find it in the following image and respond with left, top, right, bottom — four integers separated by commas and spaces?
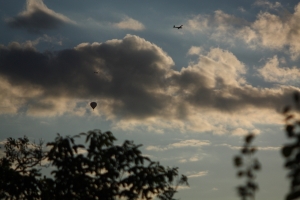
233, 133, 261, 200
282, 92, 300, 200
0, 129, 188, 200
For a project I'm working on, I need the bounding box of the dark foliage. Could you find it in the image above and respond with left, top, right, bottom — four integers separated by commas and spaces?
282, 92, 300, 200
0, 129, 188, 200
233, 133, 261, 200
0, 136, 45, 199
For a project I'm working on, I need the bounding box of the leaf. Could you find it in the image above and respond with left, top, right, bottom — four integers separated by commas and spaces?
253, 161, 261, 171
282, 145, 294, 158
237, 171, 244, 177
286, 125, 295, 137
247, 181, 258, 191
245, 134, 254, 144
233, 156, 243, 167
247, 170, 253, 178
284, 160, 295, 168
72, 146, 78, 153
241, 148, 248, 154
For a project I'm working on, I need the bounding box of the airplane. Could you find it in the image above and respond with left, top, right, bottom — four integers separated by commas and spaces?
173, 25, 183, 29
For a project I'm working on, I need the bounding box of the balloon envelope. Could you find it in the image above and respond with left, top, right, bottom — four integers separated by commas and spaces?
90, 102, 97, 110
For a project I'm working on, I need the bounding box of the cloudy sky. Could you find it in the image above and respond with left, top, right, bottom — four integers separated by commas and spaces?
1, 0, 300, 199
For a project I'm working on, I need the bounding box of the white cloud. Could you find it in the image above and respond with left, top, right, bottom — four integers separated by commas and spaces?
114, 16, 145, 31
254, 0, 282, 9
178, 153, 208, 163
170, 140, 211, 148
258, 56, 300, 84
217, 143, 242, 150
240, 3, 300, 59
146, 145, 166, 151
0, 76, 42, 114
187, 10, 246, 32
187, 170, 208, 178
238, 7, 246, 13
231, 128, 261, 136
146, 139, 210, 151
257, 146, 281, 150
189, 156, 199, 162
186, 3, 300, 59
187, 10, 248, 45
177, 185, 190, 190
231, 128, 251, 136
187, 14, 209, 32
187, 46, 202, 55
217, 143, 281, 151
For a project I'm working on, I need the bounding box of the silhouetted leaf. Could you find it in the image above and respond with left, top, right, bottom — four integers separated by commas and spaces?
234, 132, 260, 200
285, 160, 296, 168
286, 125, 295, 137
286, 190, 300, 200
253, 160, 261, 171
245, 134, 254, 144
234, 156, 243, 167
282, 146, 294, 158
241, 148, 248, 154
237, 171, 244, 177
247, 170, 253, 178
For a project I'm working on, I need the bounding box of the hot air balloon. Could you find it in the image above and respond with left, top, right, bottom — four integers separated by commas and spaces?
90, 102, 97, 110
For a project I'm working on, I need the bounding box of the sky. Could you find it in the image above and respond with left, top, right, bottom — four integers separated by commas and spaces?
0, 0, 300, 199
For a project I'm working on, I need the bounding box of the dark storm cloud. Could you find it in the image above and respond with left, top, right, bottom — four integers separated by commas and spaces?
6, 0, 74, 32
0, 35, 297, 119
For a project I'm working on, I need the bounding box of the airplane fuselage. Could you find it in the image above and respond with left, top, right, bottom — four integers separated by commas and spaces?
173, 25, 183, 29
